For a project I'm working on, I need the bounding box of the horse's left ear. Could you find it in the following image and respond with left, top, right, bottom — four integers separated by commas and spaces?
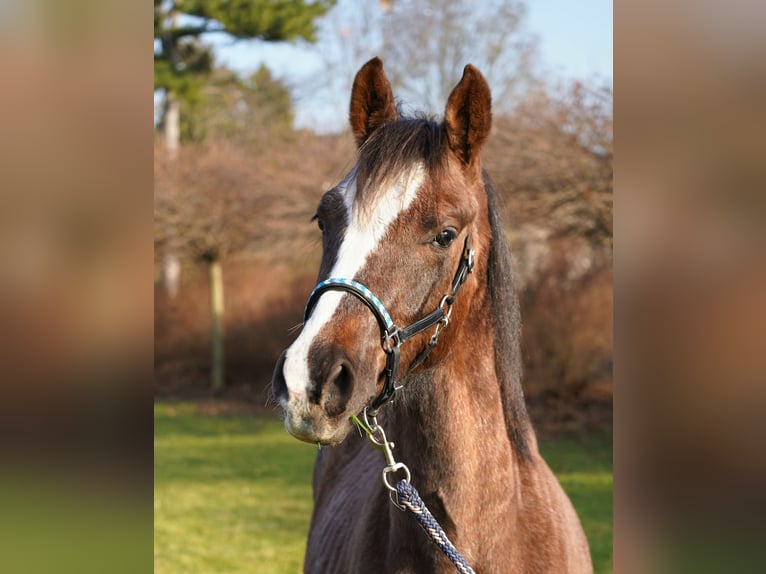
444, 64, 492, 167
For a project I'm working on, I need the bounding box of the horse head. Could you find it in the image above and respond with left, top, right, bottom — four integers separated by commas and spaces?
272, 57, 493, 445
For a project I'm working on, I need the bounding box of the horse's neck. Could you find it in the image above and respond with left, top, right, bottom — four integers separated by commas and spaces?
386, 312, 523, 518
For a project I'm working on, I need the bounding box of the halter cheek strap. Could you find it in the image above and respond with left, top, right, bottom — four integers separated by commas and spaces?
303, 234, 474, 413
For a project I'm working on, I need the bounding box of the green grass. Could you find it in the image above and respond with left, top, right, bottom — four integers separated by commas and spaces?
154, 402, 315, 574
539, 433, 613, 573
155, 401, 612, 573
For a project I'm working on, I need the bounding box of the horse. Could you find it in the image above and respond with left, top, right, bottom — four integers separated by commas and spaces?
272, 57, 593, 573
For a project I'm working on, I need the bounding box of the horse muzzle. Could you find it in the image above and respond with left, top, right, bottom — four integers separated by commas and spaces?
271, 347, 369, 445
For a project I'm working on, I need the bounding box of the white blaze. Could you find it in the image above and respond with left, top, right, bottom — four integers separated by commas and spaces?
281, 165, 425, 399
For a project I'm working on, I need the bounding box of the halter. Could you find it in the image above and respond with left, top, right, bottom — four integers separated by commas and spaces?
304, 234, 475, 414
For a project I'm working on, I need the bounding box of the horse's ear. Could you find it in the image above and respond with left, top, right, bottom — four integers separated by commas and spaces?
444, 64, 492, 167
349, 57, 398, 147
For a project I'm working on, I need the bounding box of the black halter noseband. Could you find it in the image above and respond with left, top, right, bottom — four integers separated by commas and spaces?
303, 234, 475, 414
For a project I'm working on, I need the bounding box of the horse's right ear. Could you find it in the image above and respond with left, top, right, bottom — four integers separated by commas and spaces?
349, 57, 398, 147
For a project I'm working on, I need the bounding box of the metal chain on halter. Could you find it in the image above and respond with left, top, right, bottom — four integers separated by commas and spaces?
351, 410, 476, 574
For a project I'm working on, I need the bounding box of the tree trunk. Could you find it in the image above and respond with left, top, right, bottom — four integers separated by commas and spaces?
163, 252, 181, 298
163, 92, 180, 160
161, 87, 181, 293
208, 258, 225, 393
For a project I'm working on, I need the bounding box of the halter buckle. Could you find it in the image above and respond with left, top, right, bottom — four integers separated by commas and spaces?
427, 295, 454, 347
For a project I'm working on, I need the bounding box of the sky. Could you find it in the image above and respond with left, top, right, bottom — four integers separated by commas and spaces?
526, 0, 612, 82
197, 0, 613, 132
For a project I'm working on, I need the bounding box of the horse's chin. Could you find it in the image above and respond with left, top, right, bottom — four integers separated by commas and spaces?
282, 412, 353, 446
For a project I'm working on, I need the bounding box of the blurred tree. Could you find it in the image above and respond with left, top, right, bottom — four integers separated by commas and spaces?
154, 0, 336, 152
182, 64, 295, 147
153, 131, 350, 392
379, 0, 538, 115
155, 143, 260, 392
487, 81, 613, 252
308, 0, 537, 124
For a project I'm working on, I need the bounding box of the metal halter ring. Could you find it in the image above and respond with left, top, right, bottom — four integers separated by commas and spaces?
382, 329, 401, 354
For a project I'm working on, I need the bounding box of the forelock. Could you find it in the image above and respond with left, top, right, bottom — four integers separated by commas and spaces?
354, 117, 447, 213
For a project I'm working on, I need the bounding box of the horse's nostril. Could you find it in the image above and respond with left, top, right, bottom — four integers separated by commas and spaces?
323, 361, 354, 417
333, 362, 353, 396
271, 350, 288, 402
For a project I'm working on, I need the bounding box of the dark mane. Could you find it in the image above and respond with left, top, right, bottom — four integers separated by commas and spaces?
484, 173, 533, 459
355, 116, 447, 209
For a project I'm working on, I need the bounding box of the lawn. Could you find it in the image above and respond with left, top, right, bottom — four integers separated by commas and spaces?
155, 401, 612, 573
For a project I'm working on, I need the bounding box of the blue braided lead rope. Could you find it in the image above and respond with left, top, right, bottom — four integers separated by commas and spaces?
395, 480, 476, 574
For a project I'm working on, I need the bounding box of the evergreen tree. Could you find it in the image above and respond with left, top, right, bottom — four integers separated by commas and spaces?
183, 64, 295, 146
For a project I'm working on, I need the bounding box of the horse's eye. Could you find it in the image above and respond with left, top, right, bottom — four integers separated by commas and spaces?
313, 215, 325, 233
433, 228, 457, 248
